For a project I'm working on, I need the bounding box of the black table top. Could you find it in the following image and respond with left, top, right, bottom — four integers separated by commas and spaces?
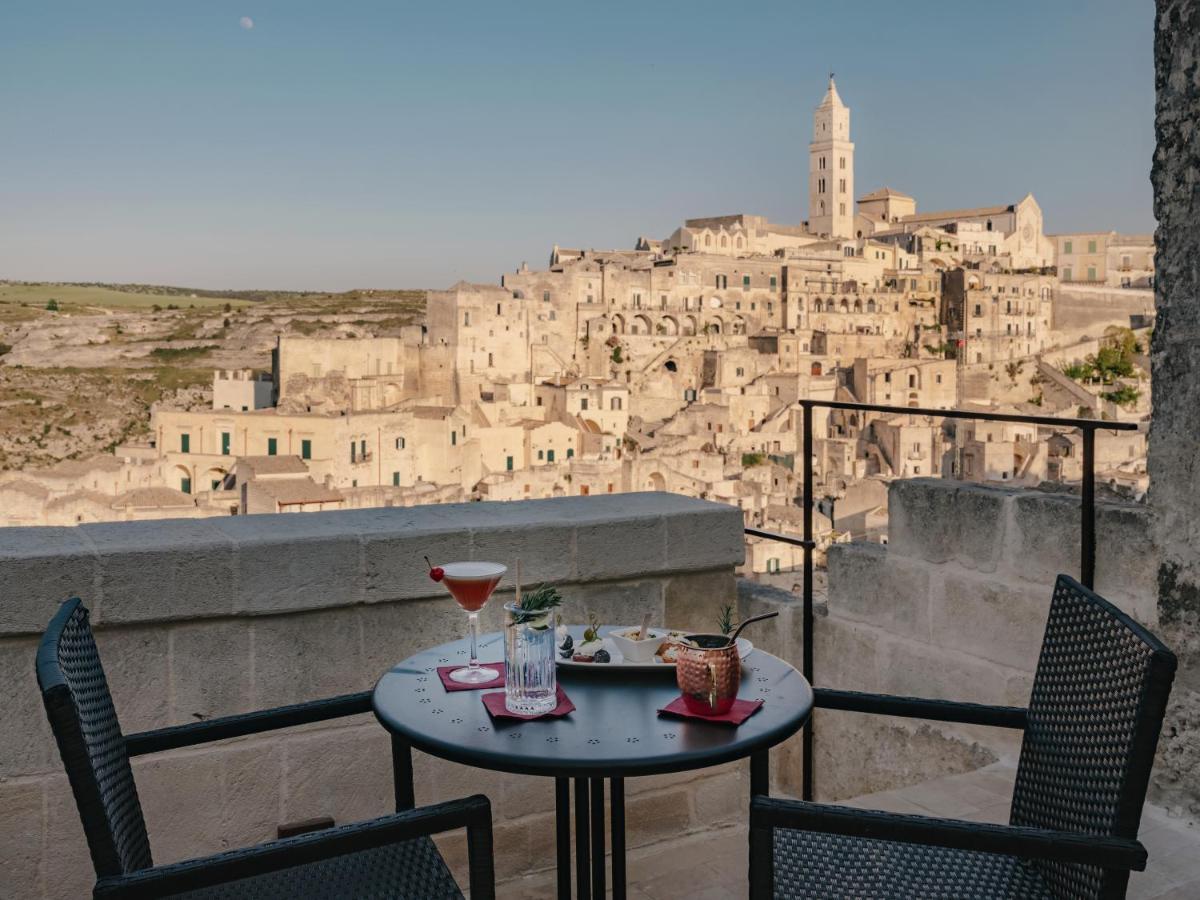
372, 626, 813, 778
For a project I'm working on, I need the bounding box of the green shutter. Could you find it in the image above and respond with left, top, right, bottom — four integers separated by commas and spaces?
547, 449, 555, 463
301, 439, 312, 460
506, 456, 513, 471
267, 437, 277, 456
221, 432, 230, 455
181, 477, 191, 494
393, 472, 400, 486
180, 433, 190, 453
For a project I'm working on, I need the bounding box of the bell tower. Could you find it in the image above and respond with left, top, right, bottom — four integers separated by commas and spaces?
808, 75, 854, 238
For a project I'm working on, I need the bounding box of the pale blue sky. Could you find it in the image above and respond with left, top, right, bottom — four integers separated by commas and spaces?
0, 1, 1155, 290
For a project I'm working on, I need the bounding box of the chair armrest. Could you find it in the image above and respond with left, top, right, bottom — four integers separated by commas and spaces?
750, 797, 1146, 871
124, 692, 373, 756
93, 795, 494, 900
814, 688, 1028, 729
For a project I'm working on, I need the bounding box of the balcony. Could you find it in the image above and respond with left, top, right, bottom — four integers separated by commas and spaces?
3, 488, 1197, 898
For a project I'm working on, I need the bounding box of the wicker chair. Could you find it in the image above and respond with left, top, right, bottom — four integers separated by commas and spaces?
750, 574, 1177, 900
36, 598, 495, 900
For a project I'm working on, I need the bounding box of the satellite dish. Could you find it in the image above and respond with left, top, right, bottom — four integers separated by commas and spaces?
709, 297, 722, 309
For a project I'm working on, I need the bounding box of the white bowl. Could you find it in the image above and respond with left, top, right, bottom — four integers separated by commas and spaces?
608, 627, 669, 663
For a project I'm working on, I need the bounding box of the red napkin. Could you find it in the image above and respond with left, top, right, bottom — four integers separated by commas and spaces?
437, 664, 506, 692
658, 696, 764, 725
481, 686, 576, 720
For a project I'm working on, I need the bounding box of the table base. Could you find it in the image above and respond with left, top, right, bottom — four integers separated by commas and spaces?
553, 751, 769, 899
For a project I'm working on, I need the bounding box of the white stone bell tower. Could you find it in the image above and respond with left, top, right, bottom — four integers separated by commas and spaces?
808, 75, 854, 238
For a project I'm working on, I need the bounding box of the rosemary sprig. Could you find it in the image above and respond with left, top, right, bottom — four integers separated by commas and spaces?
717, 603, 737, 636
509, 584, 563, 628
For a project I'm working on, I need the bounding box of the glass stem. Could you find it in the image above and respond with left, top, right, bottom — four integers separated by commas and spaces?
468, 611, 480, 670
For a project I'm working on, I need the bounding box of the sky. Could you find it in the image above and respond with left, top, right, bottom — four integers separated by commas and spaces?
0, 1, 1156, 291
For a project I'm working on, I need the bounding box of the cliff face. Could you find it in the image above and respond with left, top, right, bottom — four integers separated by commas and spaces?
1150, 0, 1200, 822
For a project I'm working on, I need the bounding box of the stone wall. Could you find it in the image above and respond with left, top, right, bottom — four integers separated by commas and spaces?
1150, 0, 1200, 828
739, 478, 1171, 807
0, 493, 744, 899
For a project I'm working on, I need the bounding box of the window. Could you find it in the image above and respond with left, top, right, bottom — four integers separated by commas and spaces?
360, 439, 367, 459
743, 275, 751, 290
936, 374, 942, 384
1088, 240, 1097, 254
451, 430, 457, 446
538, 450, 544, 460
543, 291, 550, 302
180, 433, 190, 453
463, 311, 470, 326
580, 398, 588, 410
506, 455, 513, 471
1063, 267, 1072, 282
267, 437, 277, 456
488, 352, 493, 367
1087, 266, 1097, 282
607, 483, 614, 493
767, 558, 780, 574
567, 448, 574, 458
395, 436, 406, 450
838, 178, 846, 193
181, 476, 191, 494
393, 472, 400, 486
908, 374, 916, 388
769, 275, 777, 290
818, 178, 826, 193
221, 432, 230, 455
974, 304, 982, 316
819, 156, 825, 170
839, 156, 845, 170
301, 439, 311, 460
1064, 240, 1073, 254
212, 478, 222, 491
350, 442, 356, 463
611, 397, 622, 410
839, 203, 846, 216
547, 449, 555, 463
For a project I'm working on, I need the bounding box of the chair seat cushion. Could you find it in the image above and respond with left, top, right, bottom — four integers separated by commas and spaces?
172, 835, 462, 900
774, 828, 1053, 900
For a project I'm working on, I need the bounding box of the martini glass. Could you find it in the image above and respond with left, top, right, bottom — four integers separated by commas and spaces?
441, 561, 507, 684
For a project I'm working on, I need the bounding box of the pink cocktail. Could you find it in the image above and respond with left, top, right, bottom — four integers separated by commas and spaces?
440, 561, 506, 684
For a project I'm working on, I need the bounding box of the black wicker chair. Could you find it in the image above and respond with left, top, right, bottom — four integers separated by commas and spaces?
750, 574, 1177, 900
36, 598, 495, 899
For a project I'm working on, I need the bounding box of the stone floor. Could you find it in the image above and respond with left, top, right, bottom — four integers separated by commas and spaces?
498, 763, 1200, 899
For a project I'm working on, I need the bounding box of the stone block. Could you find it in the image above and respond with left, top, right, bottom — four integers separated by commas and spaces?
827, 543, 931, 641
690, 768, 748, 828
888, 479, 1010, 572
134, 749, 228, 864
82, 519, 236, 624
0, 779, 44, 900
361, 518, 471, 605
251, 608, 367, 708
359, 598, 470, 684
934, 573, 1048, 671
735, 579, 800, 663
566, 579, 663, 628
575, 514, 667, 582
815, 616, 886, 694
664, 570, 736, 634
282, 723, 393, 826
0, 527, 98, 636
43, 773, 94, 900
212, 514, 363, 615
875, 631, 1013, 708
469, 517, 576, 586
0, 637, 57, 777
665, 503, 745, 572
219, 739, 284, 849
170, 620, 253, 722
625, 786, 694, 847
94, 625, 171, 733
813, 709, 997, 803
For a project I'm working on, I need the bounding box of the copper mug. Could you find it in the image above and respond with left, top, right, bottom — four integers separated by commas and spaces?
675, 634, 741, 715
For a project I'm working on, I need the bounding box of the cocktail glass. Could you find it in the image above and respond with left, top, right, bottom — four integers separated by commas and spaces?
440, 561, 507, 684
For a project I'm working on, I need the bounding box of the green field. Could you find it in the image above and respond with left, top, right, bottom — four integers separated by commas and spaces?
0, 282, 253, 312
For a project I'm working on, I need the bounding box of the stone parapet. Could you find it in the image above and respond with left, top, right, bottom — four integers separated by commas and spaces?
0, 492, 744, 898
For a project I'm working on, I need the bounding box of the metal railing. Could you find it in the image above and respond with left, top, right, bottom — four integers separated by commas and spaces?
745, 399, 1140, 800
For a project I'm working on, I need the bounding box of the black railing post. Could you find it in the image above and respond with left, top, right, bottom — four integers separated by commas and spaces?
802, 400, 815, 802
1081, 427, 1096, 589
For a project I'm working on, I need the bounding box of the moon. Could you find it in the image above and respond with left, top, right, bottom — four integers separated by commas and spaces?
239, 16, 254, 30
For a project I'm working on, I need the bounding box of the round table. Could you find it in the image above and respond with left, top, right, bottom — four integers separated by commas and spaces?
372, 627, 812, 899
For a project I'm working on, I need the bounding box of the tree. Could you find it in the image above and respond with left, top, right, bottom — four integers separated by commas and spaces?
45, 299, 59, 311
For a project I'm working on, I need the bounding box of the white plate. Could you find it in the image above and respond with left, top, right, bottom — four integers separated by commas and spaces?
555, 625, 753, 671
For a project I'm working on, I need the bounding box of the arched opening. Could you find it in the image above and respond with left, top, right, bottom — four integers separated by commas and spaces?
383, 382, 402, 407
812, 298, 822, 312
664, 360, 678, 373
825, 298, 836, 312
648, 472, 667, 492
661, 315, 679, 336
811, 362, 823, 376
866, 298, 876, 313
611, 314, 626, 335
632, 314, 652, 335
704, 234, 711, 247
720, 235, 727, 247
176, 465, 193, 495
853, 299, 863, 313
206, 467, 228, 492
733, 316, 747, 335
839, 298, 850, 313
682, 315, 698, 336
709, 316, 724, 334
